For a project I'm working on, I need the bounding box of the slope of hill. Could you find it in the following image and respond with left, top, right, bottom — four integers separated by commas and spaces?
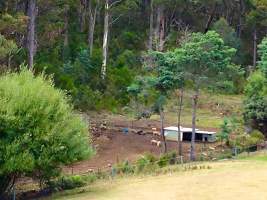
46, 152, 267, 200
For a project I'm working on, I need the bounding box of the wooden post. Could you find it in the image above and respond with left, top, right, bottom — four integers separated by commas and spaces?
12, 184, 16, 200
160, 107, 167, 153
177, 89, 184, 157
190, 89, 199, 161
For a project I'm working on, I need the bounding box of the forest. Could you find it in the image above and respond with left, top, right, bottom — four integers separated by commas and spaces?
1, 0, 266, 126
1, 0, 266, 132
0, 0, 267, 198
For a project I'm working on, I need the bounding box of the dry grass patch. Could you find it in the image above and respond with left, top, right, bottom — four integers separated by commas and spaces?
45, 159, 267, 200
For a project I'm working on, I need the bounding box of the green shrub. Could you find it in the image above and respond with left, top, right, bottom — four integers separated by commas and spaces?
48, 175, 87, 191
135, 153, 158, 173
84, 173, 98, 184
116, 160, 135, 174
244, 70, 267, 134
216, 149, 233, 160
74, 86, 102, 110
158, 151, 177, 168
250, 130, 265, 142
0, 68, 94, 195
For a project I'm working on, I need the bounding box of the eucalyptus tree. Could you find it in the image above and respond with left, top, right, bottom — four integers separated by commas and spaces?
149, 68, 175, 153
25, 0, 37, 69
152, 51, 185, 155
129, 51, 177, 153
168, 31, 237, 160
244, 37, 267, 135
101, 0, 139, 80
246, 0, 267, 70
87, 0, 100, 56
258, 37, 267, 77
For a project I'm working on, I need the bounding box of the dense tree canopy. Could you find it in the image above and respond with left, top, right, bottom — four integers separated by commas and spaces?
244, 36, 267, 135
0, 0, 266, 111
0, 69, 93, 196
0, 1, 266, 198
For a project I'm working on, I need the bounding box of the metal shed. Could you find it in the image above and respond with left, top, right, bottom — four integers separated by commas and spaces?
164, 126, 216, 143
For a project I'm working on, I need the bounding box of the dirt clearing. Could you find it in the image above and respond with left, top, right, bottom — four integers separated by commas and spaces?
65, 113, 217, 174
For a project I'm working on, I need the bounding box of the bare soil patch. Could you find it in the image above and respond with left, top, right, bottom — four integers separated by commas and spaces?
65, 113, 217, 174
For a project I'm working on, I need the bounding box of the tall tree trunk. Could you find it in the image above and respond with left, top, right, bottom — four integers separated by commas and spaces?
190, 89, 199, 161
160, 107, 167, 153
177, 89, 184, 157
148, 0, 154, 50
26, 0, 36, 69
88, 0, 98, 56
79, 0, 87, 32
63, 6, 69, 61
237, 0, 244, 38
158, 7, 165, 52
154, 5, 163, 51
101, 0, 109, 80
204, 3, 217, 33
253, 29, 257, 70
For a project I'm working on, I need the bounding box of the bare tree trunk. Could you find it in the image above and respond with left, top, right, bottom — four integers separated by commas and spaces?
222, 0, 228, 20
158, 7, 165, 52
101, 0, 109, 80
26, 0, 36, 69
237, 0, 244, 38
7, 55, 12, 69
190, 89, 199, 161
154, 5, 162, 51
160, 107, 167, 153
177, 89, 184, 156
64, 11, 69, 47
79, 0, 87, 32
63, 6, 69, 61
88, 0, 98, 56
148, 0, 154, 50
253, 29, 257, 70
4, 1, 8, 12
204, 3, 217, 33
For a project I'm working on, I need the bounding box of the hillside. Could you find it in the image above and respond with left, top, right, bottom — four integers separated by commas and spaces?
62, 92, 242, 173
1, 0, 267, 198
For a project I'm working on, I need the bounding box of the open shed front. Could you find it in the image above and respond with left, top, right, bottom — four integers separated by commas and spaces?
164, 126, 216, 143
181, 132, 211, 142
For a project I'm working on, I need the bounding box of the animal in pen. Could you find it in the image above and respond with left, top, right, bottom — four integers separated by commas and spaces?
151, 139, 161, 147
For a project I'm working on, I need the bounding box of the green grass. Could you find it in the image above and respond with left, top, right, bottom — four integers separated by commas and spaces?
43, 153, 267, 200
152, 91, 243, 129
237, 150, 267, 161
124, 90, 243, 129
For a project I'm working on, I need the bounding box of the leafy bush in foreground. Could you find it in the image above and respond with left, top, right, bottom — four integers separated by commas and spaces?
0, 69, 94, 196
47, 174, 98, 191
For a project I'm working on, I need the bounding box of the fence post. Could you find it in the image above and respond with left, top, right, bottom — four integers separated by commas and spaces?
180, 156, 184, 165
234, 147, 237, 157
12, 184, 16, 200
110, 164, 116, 179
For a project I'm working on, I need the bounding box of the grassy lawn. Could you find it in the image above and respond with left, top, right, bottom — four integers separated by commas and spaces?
150, 92, 243, 129
45, 153, 267, 200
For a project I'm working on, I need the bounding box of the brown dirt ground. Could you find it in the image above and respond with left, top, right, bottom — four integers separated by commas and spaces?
64, 113, 217, 174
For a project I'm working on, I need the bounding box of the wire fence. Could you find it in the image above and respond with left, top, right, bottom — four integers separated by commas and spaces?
12, 142, 267, 200
73, 141, 267, 179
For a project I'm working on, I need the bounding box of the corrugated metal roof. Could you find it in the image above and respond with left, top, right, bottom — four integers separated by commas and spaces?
164, 126, 216, 135
164, 126, 199, 132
